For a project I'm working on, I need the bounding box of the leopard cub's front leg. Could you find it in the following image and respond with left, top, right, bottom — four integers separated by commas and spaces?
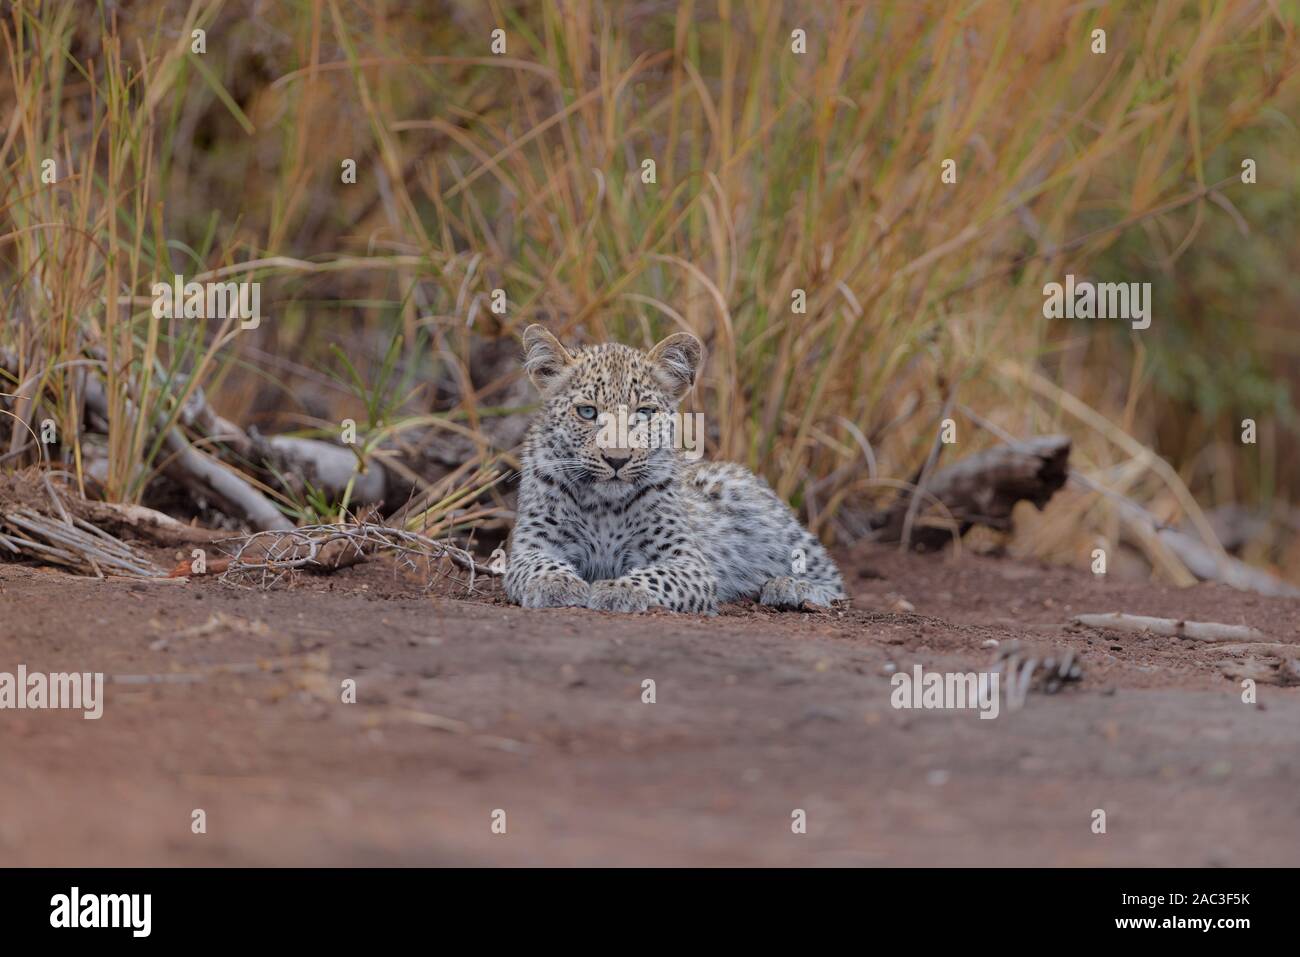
586, 560, 717, 615
504, 548, 591, 609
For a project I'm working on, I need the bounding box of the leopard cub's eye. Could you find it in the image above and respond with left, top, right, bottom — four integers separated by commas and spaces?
634, 406, 657, 422
575, 404, 598, 421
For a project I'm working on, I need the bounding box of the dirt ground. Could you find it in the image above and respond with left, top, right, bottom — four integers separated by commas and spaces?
0, 540, 1297, 867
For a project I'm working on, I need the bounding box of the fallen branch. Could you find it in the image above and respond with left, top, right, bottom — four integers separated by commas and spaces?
984, 369, 1298, 596
1071, 612, 1269, 643
255, 433, 387, 505
179, 381, 389, 507
1108, 493, 1300, 597
81, 373, 292, 532
162, 425, 292, 531
872, 435, 1071, 550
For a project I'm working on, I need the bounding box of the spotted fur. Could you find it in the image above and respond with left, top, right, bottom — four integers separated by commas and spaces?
504, 325, 847, 614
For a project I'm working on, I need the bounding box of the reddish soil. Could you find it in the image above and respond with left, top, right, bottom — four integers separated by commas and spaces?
0, 542, 1297, 866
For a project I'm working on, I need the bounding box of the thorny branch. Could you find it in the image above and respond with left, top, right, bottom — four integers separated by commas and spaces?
215, 522, 500, 591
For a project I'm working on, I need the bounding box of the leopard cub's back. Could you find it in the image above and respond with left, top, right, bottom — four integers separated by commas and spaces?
680, 460, 846, 603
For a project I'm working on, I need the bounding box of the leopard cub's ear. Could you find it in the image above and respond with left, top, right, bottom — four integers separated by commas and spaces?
522, 324, 574, 393
647, 332, 703, 400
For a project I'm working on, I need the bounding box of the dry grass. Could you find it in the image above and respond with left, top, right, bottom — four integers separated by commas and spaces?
2, 0, 1298, 582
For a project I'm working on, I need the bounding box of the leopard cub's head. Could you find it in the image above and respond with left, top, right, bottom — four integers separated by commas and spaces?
521, 324, 703, 492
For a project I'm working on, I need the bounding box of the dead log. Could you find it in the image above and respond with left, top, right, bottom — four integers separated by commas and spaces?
251, 432, 387, 507
77, 373, 292, 532
1110, 495, 1300, 597
3, 349, 506, 531
177, 382, 390, 508
871, 435, 1071, 550
3, 346, 389, 525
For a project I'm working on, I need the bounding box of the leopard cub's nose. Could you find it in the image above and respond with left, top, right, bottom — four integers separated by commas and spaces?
601, 452, 631, 473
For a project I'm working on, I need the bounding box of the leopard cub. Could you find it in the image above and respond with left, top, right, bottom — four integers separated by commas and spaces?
505, 324, 846, 614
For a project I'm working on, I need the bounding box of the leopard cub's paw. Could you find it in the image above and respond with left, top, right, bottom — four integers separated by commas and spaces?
759, 576, 844, 610
519, 570, 591, 609
586, 577, 655, 613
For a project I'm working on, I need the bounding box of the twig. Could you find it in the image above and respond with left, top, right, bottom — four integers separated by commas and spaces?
1071, 612, 1269, 643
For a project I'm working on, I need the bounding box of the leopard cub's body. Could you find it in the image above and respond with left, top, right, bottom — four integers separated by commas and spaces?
505, 325, 846, 614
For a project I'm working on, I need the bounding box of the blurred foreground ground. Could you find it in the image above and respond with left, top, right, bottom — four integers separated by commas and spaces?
0, 544, 1296, 866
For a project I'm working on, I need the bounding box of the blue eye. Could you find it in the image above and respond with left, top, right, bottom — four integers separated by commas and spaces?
576, 405, 598, 421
